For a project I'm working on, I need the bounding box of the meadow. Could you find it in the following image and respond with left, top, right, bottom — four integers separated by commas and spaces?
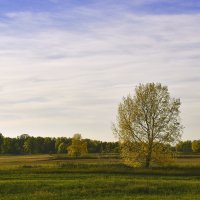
0, 154, 200, 200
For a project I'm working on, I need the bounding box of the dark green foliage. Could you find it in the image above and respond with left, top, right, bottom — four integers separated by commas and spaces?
176, 141, 192, 153
34, 137, 45, 153
55, 137, 71, 153
0, 134, 119, 155
57, 142, 67, 153
84, 139, 119, 154
1, 132, 198, 156
23, 137, 35, 154
1, 137, 16, 154
44, 137, 56, 154
0, 132, 199, 156
0, 133, 4, 153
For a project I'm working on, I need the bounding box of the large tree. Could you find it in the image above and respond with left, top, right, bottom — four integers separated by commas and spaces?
113, 83, 183, 168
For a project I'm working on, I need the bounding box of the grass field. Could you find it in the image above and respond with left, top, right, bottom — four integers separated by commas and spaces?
0, 154, 200, 200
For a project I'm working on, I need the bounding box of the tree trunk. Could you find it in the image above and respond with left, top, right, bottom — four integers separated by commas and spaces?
145, 155, 151, 168
145, 145, 152, 168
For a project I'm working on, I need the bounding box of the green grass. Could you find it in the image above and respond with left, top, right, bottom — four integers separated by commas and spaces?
0, 154, 200, 199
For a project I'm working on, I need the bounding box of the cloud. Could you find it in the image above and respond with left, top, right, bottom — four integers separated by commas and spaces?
0, 2, 200, 140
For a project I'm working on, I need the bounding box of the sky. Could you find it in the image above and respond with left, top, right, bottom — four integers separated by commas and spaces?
0, 0, 200, 141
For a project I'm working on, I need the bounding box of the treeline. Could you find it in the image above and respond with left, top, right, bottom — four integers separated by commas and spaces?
0, 133, 119, 155
0, 133, 199, 155
176, 140, 200, 153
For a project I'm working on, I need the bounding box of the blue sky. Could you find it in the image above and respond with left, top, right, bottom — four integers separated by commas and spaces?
0, 0, 200, 141
0, 0, 200, 15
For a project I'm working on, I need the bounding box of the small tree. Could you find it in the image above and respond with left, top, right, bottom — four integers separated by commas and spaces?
58, 142, 67, 153
67, 134, 88, 157
192, 140, 200, 153
113, 83, 183, 168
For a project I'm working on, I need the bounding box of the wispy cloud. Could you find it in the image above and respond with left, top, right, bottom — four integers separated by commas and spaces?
0, 1, 200, 140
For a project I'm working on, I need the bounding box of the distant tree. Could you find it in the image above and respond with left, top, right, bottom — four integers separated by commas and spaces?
85, 139, 102, 153
0, 133, 4, 153
1, 138, 14, 154
176, 141, 192, 153
84, 139, 97, 153
67, 134, 88, 157
110, 142, 119, 153
57, 142, 67, 153
34, 137, 45, 153
55, 138, 63, 153
113, 83, 183, 168
18, 134, 30, 140
192, 140, 200, 153
44, 137, 55, 154
55, 137, 71, 153
12, 138, 21, 154
23, 137, 35, 154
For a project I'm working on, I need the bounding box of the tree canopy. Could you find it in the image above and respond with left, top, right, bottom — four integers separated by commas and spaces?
113, 83, 183, 168
192, 140, 200, 153
67, 134, 88, 157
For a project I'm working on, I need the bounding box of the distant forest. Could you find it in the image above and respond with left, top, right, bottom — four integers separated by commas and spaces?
0, 133, 199, 155
0, 133, 119, 155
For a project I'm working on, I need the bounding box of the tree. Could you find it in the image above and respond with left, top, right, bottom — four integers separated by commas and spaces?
34, 137, 45, 153
1, 137, 14, 154
176, 140, 192, 153
113, 83, 182, 168
67, 134, 88, 157
58, 142, 67, 153
55, 137, 71, 153
0, 133, 4, 153
18, 134, 30, 140
192, 140, 200, 153
23, 137, 35, 154
44, 137, 54, 154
